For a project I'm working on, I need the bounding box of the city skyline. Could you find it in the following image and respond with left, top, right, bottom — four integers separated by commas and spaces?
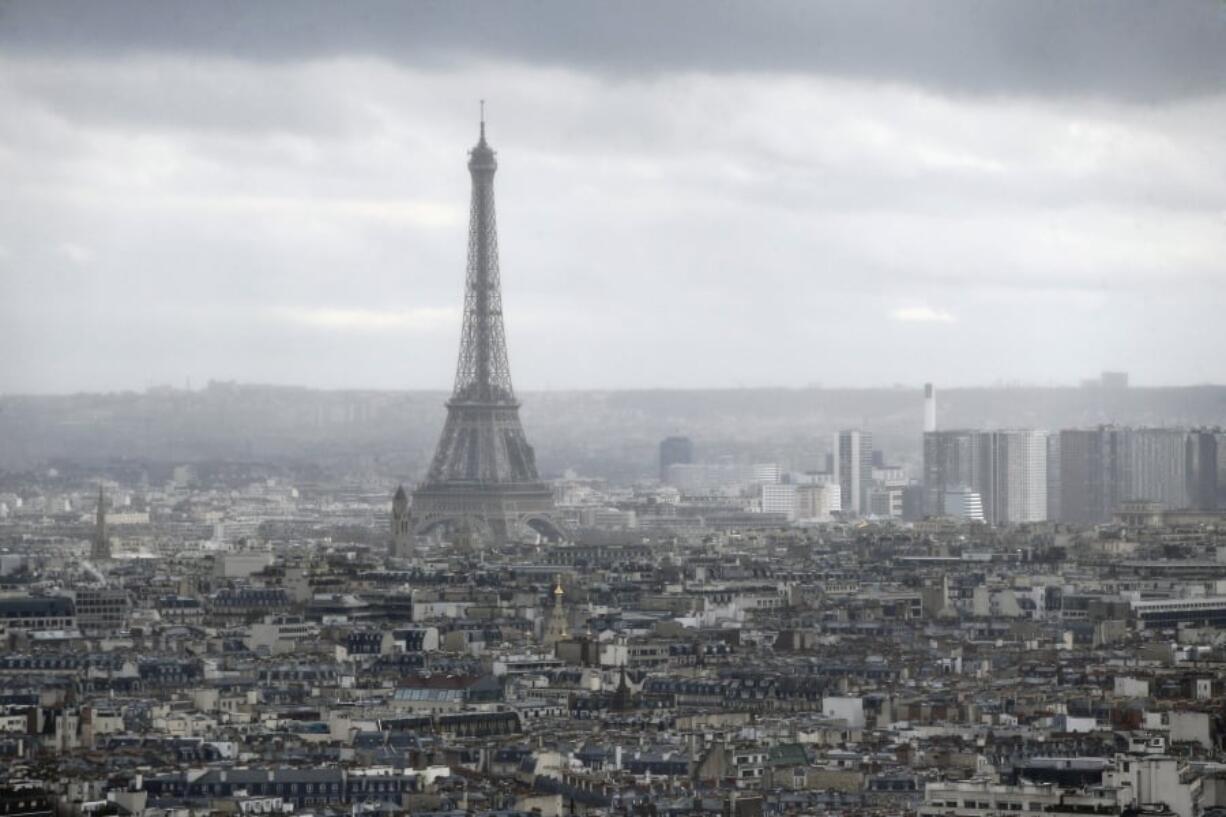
3, 1, 1226, 393
6, 5, 1226, 811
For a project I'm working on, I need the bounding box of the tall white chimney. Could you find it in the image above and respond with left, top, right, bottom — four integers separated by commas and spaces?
924, 382, 937, 433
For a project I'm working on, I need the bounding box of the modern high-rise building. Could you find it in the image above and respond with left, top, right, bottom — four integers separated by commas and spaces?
1052, 426, 1220, 524
1188, 430, 1219, 511
986, 430, 1048, 525
411, 119, 565, 546
923, 429, 1047, 524
1127, 428, 1191, 510
1218, 430, 1226, 508
923, 429, 978, 517
833, 430, 873, 516
1046, 432, 1062, 523
1054, 427, 1130, 526
658, 436, 694, 482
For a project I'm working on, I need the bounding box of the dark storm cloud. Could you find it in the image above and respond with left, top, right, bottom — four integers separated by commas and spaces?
2, 3, 1225, 392
3, 0, 1226, 103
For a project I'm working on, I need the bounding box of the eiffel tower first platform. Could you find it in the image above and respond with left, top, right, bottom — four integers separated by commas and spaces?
410, 117, 567, 546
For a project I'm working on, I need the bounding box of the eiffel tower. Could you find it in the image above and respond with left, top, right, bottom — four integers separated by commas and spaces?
411, 115, 566, 546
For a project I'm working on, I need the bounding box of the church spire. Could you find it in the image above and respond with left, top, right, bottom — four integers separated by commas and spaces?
92, 486, 112, 561
390, 484, 412, 560
543, 574, 569, 650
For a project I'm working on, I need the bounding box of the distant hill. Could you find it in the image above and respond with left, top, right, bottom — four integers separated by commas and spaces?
2, 382, 1224, 482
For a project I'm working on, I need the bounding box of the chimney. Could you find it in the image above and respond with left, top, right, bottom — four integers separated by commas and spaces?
923, 383, 937, 433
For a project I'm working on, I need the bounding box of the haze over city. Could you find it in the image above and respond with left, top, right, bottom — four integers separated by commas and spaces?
3, 1, 1226, 393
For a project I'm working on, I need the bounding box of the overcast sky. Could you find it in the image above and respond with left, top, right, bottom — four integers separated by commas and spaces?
2, 1, 1226, 393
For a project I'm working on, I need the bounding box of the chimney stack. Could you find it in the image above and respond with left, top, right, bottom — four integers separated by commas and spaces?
924, 383, 937, 433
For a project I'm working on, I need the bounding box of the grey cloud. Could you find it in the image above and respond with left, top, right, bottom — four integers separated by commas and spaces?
2, 1, 1226, 103
2, 8, 1225, 393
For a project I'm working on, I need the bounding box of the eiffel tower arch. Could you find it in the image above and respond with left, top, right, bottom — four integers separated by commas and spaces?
411, 117, 567, 546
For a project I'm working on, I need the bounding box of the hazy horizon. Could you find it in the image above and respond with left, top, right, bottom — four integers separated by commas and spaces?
4, 1, 1226, 393
9, 377, 1226, 400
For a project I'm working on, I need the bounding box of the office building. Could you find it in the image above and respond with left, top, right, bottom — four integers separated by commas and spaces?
796, 483, 841, 521
833, 430, 873, 516
665, 463, 748, 494
1127, 428, 1190, 510
923, 429, 978, 517
751, 463, 780, 484
759, 483, 798, 521
1055, 427, 1130, 525
869, 487, 904, 518
924, 429, 1047, 524
1132, 596, 1226, 630
1187, 429, 1218, 511
658, 436, 694, 482
981, 430, 1048, 525
1055, 427, 1222, 523
942, 487, 985, 523
71, 587, 129, 633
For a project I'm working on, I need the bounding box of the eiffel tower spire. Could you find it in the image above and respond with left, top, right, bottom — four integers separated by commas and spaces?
411, 114, 566, 546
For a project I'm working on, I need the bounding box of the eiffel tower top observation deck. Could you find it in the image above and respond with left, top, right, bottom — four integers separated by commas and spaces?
410, 114, 566, 545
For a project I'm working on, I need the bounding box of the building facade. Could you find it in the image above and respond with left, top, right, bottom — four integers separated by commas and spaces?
659, 437, 694, 482
924, 429, 1047, 524
834, 430, 873, 516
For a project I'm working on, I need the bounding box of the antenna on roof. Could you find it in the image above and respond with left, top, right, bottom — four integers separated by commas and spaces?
479, 99, 486, 140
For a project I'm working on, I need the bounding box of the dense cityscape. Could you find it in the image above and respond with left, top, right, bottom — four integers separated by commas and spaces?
5, 3, 1226, 817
